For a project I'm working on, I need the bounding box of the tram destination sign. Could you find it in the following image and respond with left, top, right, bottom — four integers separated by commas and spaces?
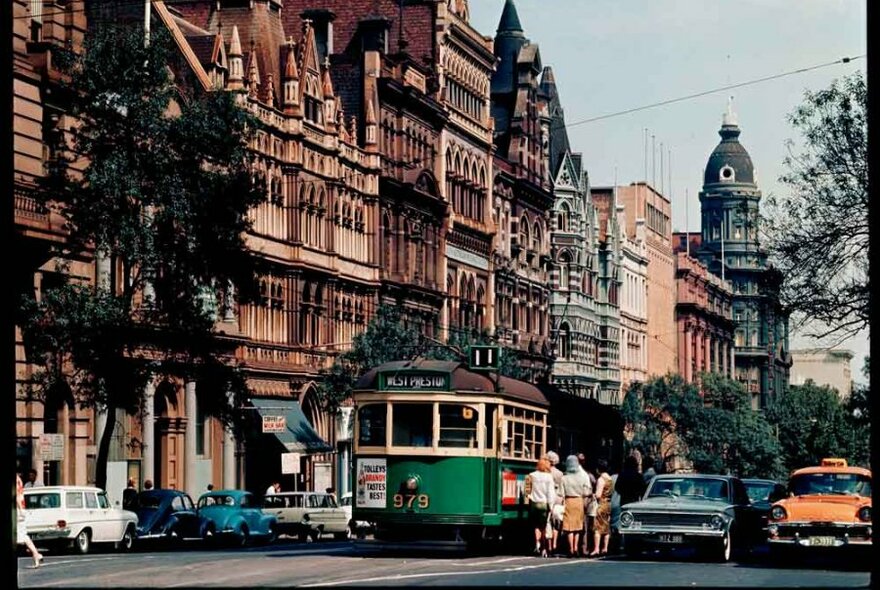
380, 372, 450, 391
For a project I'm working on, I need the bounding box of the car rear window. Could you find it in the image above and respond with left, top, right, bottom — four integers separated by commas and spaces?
25, 493, 61, 509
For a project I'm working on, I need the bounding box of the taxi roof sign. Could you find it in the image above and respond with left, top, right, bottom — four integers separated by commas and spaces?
820, 458, 848, 467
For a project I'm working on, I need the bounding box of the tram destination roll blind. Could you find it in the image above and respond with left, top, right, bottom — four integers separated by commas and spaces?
381, 372, 449, 390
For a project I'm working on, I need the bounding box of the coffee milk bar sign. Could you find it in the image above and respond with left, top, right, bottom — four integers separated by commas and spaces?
381, 372, 449, 391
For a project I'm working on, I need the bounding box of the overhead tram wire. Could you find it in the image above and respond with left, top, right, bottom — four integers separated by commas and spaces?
554, 55, 866, 130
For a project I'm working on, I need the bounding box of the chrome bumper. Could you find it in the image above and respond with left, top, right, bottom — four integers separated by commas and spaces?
28, 528, 72, 541
620, 528, 725, 539
767, 522, 872, 547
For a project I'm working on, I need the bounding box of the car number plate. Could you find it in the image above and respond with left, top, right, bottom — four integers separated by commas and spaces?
809, 536, 836, 547
657, 534, 683, 543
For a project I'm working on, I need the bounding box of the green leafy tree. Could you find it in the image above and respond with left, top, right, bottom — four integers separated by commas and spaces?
18, 24, 264, 490
316, 305, 424, 413
765, 381, 862, 472
765, 72, 867, 341
623, 373, 783, 478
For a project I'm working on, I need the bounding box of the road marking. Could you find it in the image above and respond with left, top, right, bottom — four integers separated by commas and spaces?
302, 558, 582, 587
18, 555, 134, 568
452, 556, 525, 566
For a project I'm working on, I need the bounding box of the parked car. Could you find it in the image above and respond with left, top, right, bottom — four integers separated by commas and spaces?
617, 474, 765, 562
23, 486, 138, 554
340, 492, 373, 539
197, 490, 277, 547
768, 458, 871, 556
261, 491, 348, 541
742, 478, 787, 535
135, 489, 209, 546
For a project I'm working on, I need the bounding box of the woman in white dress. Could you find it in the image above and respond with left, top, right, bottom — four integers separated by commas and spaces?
17, 473, 43, 568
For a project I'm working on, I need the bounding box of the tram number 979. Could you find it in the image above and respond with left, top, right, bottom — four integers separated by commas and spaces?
392, 493, 430, 509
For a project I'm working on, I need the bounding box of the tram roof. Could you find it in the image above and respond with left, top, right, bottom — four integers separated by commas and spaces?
355, 360, 549, 408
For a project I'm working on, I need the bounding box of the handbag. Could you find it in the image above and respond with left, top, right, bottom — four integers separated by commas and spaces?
551, 502, 565, 524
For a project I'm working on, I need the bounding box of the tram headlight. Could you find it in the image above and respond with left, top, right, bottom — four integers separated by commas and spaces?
620, 511, 634, 528
406, 477, 419, 491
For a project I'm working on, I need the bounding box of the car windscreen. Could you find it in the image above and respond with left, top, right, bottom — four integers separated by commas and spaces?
790, 473, 872, 497
648, 478, 729, 500
24, 492, 61, 509
743, 482, 773, 503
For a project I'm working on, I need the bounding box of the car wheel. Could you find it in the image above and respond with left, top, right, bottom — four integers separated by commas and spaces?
202, 523, 216, 547
266, 523, 277, 545
298, 531, 310, 543
309, 528, 321, 543
74, 529, 91, 555
718, 529, 733, 562
118, 526, 135, 552
334, 525, 351, 541
168, 526, 184, 549
237, 525, 249, 547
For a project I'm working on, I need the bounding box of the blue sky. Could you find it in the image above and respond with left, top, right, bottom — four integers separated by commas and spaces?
468, 0, 868, 380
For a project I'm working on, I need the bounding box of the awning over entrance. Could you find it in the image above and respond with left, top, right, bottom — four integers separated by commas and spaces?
251, 398, 333, 454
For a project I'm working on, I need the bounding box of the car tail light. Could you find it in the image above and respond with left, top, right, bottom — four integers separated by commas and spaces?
57, 520, 67, 529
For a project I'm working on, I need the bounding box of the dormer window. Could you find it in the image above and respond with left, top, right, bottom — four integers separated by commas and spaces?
719, 165, 735, 182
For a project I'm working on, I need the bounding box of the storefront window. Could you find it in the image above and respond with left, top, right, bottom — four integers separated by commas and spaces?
438, 404, 479, 448
357, 404, 386, 447
391, 404, 433, 447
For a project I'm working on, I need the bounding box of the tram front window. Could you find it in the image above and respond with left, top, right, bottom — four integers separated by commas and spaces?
392, 404, 433, 447
357, 404, 387, 446
439, 404, 479, 448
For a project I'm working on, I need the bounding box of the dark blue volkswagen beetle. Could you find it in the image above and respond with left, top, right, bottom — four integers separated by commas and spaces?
197, 490, 278, 547
135, 489, 209, 545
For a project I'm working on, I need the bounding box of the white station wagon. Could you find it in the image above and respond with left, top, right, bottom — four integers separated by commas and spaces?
23, 486, 139, 554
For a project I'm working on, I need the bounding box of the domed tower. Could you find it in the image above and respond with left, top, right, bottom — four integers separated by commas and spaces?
698, 100, 790, 408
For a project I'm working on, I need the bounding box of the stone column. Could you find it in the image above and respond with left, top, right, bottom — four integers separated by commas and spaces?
143, 380, 156, 487
704, 331, 712, 375
684, 324, 693, 383
223, 391, 236, 490
184, 380, 197, 497
223, 280, 237, 323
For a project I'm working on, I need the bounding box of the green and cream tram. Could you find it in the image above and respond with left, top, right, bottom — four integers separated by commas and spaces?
351, 360, 549, 548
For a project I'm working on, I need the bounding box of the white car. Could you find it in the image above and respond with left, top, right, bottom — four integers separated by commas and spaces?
23, 486, 138, 554
340, 492, 372, 539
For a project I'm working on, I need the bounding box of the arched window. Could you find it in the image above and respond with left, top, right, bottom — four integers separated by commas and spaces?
559, 252, 571, 290
519, 217, 530, 251
557, 203, 570, 232
532, 221, 541, 253
558, 322, 571, 359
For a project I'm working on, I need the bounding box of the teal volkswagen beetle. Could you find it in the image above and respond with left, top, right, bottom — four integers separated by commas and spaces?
197, 490, 278, 547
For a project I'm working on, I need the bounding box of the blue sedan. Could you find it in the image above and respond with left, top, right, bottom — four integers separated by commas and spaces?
135, 489, 209, 546
197, 490, 278, 547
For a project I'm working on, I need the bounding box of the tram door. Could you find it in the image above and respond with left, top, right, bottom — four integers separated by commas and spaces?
482, 404, 498, 513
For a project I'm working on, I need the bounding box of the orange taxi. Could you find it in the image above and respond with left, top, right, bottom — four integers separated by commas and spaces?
767, 458, 871, 554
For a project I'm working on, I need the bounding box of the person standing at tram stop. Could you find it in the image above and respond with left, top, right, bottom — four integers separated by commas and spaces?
559, 455, 592, 558
578, 454, 597, 556
590, 459, 614, 556
526, 457, 557, 557
544, 452, 564, 555
16, 473, 44, 568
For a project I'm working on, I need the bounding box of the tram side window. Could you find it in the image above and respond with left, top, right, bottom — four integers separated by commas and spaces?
358, 404, 387, 446
439, 404, 479, 448
392, 403, 433, 447
501, 407, 544, 459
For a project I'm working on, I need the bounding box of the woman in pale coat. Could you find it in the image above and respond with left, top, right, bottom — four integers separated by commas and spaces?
559, 455, 591, 557
527, 457, 558, 557
17, 473, 43, 568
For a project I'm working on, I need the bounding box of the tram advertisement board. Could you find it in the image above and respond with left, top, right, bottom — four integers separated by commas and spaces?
501, 470, 526, 506
356, 458, 387, 508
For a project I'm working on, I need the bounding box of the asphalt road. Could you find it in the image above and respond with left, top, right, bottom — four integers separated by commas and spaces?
17, 539, 871, 588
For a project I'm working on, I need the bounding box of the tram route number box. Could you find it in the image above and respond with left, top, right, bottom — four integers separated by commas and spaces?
468, 345, 500, 371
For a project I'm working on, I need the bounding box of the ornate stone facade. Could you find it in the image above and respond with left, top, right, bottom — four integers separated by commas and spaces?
490, 0, 554, 381
697, 102, 790, 408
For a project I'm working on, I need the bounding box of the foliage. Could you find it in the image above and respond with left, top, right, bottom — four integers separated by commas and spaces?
18, 24, 264, 489
623, 374, 783, 479
317, 305, 524, 413
765, 379, 869, 472
764, 72, 868, 341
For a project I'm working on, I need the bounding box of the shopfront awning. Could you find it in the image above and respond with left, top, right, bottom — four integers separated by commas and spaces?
251, 398, 333, 454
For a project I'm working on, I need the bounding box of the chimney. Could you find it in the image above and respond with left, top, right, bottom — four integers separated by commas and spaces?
357, 15, 392, 54
301, 9, 336, 63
